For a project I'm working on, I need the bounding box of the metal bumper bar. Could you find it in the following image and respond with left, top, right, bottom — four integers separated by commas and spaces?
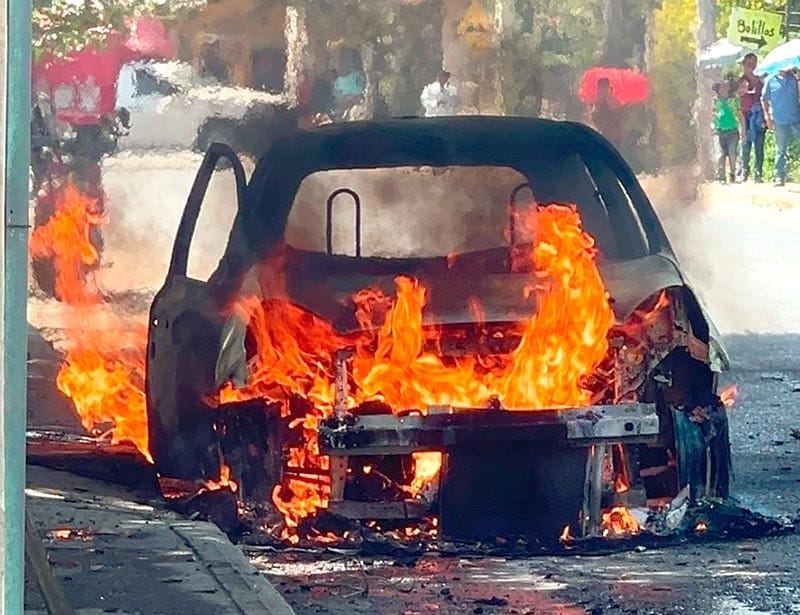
318, 403, 659, 456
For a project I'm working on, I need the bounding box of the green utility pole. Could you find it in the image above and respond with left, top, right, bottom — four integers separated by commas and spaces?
2, 0, 31, 607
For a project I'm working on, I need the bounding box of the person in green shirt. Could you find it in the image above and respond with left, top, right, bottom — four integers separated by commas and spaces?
713, 80, 743, 183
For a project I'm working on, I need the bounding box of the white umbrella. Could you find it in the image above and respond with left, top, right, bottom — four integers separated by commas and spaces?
698, 38, 749, 70
755, 39, 800, 77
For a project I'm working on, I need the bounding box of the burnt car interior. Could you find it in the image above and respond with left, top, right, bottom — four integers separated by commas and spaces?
146, 118, 731, 545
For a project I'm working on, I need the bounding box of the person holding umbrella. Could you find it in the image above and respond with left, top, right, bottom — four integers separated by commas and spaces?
762, 66, 800, 186
590, 78, 624, 147
578, 67, 650, 161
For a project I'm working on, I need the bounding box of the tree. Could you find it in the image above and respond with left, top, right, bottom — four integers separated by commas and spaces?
34, 0, 125, 59
600, 0, 654, 68
32, 0, 191, 60
649, 0, 698, 166
499, 0, 606, 116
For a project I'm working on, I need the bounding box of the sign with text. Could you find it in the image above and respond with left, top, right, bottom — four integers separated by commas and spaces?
727, 8, 783, 52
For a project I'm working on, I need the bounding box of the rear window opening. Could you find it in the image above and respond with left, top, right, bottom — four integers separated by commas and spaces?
285, 160, 623, 262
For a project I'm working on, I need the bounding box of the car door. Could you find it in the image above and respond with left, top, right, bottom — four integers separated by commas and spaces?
146, 144, 247, 479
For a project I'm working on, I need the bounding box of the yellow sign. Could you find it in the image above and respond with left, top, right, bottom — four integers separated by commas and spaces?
727, 8, 783, 52
457, 0, 493, 52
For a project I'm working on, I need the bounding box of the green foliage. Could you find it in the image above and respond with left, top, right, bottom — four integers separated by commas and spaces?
34, 0, 121, 59
500, 0, 607, 115
32, 0, 194, 60
761, 129, 800, 179
649, 0, 698, 166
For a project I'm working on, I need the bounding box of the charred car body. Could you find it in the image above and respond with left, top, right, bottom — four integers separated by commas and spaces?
146, 117, 731, 544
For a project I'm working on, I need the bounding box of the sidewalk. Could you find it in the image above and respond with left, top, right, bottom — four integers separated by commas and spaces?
24, 465, 295, 615
702, 180, 800, 210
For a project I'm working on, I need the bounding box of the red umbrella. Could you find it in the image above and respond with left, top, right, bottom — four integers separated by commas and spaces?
578, 67, 650, 106
124, 17, 176, 60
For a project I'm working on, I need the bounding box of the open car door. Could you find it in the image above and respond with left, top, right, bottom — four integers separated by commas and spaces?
146, 144, 246, 480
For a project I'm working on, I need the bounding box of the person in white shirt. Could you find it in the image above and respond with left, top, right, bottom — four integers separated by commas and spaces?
420, 70, 458, 117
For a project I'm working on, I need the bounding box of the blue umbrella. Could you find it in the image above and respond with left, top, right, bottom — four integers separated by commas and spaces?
755, 39, 800, 77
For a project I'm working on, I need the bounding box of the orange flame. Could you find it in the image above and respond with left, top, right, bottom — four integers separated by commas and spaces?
219, 297, 351, 407
49, 529, 73, 540
204, 463, 239, 493
56, 321, 151, 460
31, 182, 152, 461
601, 506, 640, 537
29, 181, 106, 305
45, 194, 623, 542
227, 204, 617, 538
720, 384, 738, 409
349, 206, 615, 410
559, 525, 573, 542
695, 520, 708, 533
409, 452, 444, 495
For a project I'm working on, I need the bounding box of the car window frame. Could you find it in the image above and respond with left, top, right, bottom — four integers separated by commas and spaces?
168, 143, 247, 281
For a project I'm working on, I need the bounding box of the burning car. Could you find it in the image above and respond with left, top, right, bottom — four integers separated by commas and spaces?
145, 117, 732, 545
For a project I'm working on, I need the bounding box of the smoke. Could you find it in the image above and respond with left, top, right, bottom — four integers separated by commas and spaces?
97, 151, 244, 294
288, 166, 528, 258
642, 172, 800, 334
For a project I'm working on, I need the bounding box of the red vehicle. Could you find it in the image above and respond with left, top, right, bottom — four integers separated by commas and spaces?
30, 22, 173, 297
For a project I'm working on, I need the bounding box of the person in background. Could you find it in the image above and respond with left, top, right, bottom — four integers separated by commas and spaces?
739, 53, 766, 182
712, 80, 741, 184
762, 66, 800, 186
200, 37, 229, 83
333, 48, 366, 120
420, 70, 459, 117
310, 69, 337, 117
297, 68, 337, 129
590, 78, 624, 148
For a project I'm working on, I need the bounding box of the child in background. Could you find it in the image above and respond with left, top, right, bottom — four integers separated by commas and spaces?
713, 80, 742, 183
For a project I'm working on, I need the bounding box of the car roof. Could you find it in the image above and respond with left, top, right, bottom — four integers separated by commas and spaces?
251, 116, 603, 179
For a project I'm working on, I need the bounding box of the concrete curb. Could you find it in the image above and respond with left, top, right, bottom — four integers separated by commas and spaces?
171, 521, 295, 615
